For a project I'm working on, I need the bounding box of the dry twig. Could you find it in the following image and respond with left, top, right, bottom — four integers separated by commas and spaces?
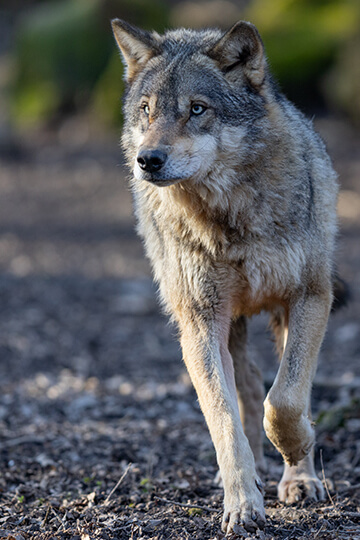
51, 507, 66, 531
320, 449, 336, 507
314, 524, 326, 539
104, 462, 132, 504
154, 495, 219, 514
42, 505, 51, 527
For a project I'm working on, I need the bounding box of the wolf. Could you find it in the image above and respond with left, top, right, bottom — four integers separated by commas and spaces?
112, 18, 338, 535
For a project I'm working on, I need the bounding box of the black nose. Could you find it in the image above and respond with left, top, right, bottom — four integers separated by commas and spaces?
137, 149, 167, 173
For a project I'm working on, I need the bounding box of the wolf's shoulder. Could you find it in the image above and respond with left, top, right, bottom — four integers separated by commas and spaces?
268, 86, 331, 159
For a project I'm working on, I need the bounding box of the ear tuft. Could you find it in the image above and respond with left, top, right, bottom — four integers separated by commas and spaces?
208, 21, 266, 87
111, 19, 160, 82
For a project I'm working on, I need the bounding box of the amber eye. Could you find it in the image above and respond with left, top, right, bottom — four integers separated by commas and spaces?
191, 103, 206, 116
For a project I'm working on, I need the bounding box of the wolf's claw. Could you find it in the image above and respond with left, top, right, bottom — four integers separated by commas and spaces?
222, 477, 265, 536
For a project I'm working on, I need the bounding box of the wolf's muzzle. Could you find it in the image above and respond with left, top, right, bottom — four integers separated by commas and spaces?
137, 149, 167, 173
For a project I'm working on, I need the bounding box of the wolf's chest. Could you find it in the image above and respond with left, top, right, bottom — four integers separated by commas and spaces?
137, 185, 306, 311
148, 209, 303, 298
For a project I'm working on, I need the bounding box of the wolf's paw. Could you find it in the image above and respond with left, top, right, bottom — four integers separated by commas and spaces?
222, 478, 265, 536
264, 402, 315, 466
278, 473, 324, 503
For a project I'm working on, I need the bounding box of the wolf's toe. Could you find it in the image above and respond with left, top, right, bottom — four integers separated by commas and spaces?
278, 475, 324, 504
222, 481, 266, 537
222, 507, 266, 536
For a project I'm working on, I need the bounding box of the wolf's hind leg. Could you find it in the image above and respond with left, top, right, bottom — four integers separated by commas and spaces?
270, 309, 324, 503
229, 316, 266, 473
265, 290, 331, 495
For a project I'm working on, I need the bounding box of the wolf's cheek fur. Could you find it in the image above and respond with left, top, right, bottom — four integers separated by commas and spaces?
180, 134, 218, 178
131, 126, 145, 148
219, 125, 247, 157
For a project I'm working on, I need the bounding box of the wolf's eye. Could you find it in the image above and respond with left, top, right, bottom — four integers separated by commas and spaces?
141, 104, 150, 116
191, 104, 206, 116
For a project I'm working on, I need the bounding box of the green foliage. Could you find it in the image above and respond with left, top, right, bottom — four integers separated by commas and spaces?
9, 0, 360, 127
91, 51, 125, 128
12, 0, 112, 126
188, 507, 202, 517
324, 31, 360, 124
139, 477, 153, 492
109, 0, 169, 32
246, 0, 359, 108
317, 398, 360, 431
11, 0, 169, 128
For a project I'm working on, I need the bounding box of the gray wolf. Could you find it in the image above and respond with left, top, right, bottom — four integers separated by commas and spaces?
112, 18, 338, 536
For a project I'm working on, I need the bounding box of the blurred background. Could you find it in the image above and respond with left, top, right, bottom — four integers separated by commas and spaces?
0, 3, 359, 535
1, 0, 360, 136
0, 0, 359, 393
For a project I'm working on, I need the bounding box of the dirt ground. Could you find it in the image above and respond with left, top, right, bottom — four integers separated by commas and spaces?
0, 116, 359, 539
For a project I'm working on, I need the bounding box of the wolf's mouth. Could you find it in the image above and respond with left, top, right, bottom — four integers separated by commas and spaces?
143, 174, 186, 187
135, 167, 188, 186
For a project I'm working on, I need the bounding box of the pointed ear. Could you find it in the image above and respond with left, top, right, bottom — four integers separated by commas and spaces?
208, 21, 266, 87
111, 19, 161, 82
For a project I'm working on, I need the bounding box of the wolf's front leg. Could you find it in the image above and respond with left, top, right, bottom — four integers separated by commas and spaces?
180, 317, 265, 535
264, 287, 332, 466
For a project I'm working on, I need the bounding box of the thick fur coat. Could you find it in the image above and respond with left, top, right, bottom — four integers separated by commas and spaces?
112, 19, 338, 536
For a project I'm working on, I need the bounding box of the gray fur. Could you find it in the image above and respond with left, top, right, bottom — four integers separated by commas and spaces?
112, 19, 338, 535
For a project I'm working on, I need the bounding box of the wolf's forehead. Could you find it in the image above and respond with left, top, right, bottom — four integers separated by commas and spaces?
140, 54, 222, 102
160, 27, 222, 54
128, 40, 267, 125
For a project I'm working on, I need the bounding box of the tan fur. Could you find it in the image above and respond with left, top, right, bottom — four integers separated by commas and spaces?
112, 19, 338, 535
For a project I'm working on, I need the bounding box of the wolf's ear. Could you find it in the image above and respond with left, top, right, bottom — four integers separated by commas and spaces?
208, 21, 266, 87
111, 19, 160, 82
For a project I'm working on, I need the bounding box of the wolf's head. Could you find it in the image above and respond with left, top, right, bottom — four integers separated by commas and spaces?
112, 19, 270, 188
